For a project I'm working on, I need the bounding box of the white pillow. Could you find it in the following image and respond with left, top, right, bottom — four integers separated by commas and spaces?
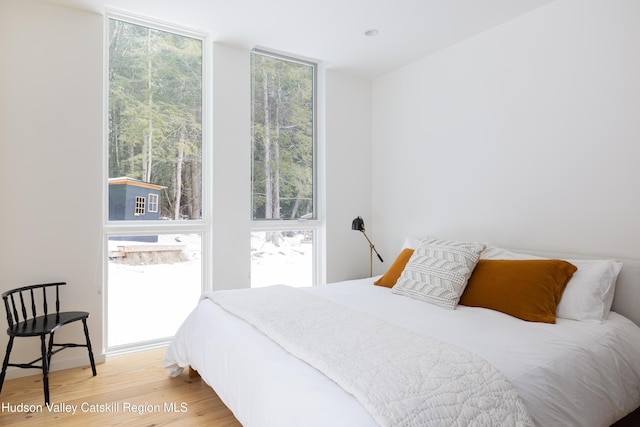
481, 245, 622, 322
402, 236, 422, 250
392, 237, 485, 309
558, 259, 622, 321
480, 245, 543, 261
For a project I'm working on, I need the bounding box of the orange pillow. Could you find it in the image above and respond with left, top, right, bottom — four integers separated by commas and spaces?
374, 248, 414, 288
459, 259, 577, 323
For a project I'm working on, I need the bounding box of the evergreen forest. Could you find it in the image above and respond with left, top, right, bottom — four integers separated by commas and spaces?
108, 19, 203, 220
108, 20, 315, 222
251, 52, 315, 221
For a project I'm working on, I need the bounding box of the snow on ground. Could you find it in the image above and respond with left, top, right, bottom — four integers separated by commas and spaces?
251, 231, 313, 288
108, 232, 312, 349
107, 234, 202, 348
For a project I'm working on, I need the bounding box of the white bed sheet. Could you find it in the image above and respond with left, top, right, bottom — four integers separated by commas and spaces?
165, 277, 640, 427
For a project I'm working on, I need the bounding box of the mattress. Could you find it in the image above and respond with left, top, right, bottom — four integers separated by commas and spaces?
164, 277, 640, 426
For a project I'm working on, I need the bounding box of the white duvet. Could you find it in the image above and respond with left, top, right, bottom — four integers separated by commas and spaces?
165, 278, 640, 427
204, 285, 533, 426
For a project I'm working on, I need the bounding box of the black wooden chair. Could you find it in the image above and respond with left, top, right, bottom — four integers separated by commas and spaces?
0, 282, 97, 404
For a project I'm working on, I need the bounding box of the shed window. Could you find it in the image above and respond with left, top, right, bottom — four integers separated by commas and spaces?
134, 196, 146, 216
148, 193, 159, 213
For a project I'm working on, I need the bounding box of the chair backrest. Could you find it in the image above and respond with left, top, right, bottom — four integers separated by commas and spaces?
2, 282, 65, 329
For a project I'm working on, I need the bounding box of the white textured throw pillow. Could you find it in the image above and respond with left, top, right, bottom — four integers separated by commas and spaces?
392, 237, 485, 309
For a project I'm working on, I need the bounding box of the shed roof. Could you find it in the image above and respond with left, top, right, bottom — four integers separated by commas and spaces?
108, 177, 167, 190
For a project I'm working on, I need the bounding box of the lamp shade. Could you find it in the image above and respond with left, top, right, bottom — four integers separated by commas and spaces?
351, 216, 365, 231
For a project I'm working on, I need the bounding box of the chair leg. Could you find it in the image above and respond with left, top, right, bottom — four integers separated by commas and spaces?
47, 331, 55, 368
0, 336, 15, 395
82, 319, 97, 376
40, 335, 50, 405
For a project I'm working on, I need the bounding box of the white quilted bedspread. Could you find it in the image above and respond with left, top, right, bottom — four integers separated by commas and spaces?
205, 285, 534, 427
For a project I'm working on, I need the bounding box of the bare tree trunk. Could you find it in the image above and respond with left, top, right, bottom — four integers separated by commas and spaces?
174, 126, 185, 219
190, 159, 201, 219
290, 194, 301, 219
262, 62, 280, 247
145, 120, 153, 182
143, 29, 153, 183
262, 64, 272, 220
128, 145, 135, 175
274, 77, 281, 221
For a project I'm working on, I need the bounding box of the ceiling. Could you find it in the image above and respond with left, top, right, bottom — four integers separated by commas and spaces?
50, 0, 556, 79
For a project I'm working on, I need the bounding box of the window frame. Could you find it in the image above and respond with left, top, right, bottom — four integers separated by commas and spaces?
250, 49, 318, 221
148, 193, 159, 213
134, 196, 146, 216
249, 49, 322, 286
103, 9, 213, 351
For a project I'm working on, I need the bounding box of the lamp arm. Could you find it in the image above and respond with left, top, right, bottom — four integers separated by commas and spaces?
361, 230, 384, 263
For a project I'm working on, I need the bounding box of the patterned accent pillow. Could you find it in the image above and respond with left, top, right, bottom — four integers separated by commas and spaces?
392, 237, 485, 309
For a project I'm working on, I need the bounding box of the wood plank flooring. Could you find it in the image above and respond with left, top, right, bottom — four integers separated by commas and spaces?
0, 347, 242, 426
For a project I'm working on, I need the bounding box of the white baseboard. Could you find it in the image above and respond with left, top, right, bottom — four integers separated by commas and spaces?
2, 353, 106, 380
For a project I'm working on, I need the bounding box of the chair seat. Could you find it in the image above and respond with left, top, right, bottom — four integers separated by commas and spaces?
7, 311, 90, 337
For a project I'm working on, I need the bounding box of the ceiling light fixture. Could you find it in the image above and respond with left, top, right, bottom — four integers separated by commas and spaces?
364, 29, 379, 37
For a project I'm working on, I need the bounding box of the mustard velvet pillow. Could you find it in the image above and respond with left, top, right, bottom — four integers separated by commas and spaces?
374, 248, 415, 288
459, 259, 577, 323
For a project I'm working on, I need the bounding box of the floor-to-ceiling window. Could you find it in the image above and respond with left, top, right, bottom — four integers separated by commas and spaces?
250, 50, 319, 288
105, 11, 208, 352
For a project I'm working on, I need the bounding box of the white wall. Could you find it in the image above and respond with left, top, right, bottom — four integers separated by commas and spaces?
210, 43, 252, 290
0, 0, 105, 373
325, 70, 374, 281
372, 0, 640, 261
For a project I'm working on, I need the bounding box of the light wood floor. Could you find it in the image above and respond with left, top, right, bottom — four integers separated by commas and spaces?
0, 347, 242, 426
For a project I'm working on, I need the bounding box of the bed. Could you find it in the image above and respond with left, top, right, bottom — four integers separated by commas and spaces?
164, 239, 640, 426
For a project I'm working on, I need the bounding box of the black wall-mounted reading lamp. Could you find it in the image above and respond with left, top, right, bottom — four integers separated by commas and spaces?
351, 216, 384, 277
